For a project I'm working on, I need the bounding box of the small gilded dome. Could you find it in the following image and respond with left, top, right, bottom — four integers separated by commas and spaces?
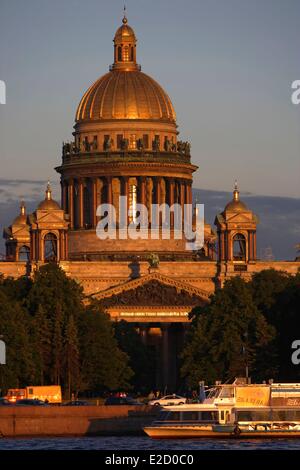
12, 202, 28, 225
224, 199, 248, 212
114, 24, 136, 43
38, 183, 60, 210
224, 182, 248, 212
114, 12, 136, 43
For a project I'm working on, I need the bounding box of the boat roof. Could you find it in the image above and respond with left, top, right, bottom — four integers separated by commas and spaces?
161, 404, 217, 411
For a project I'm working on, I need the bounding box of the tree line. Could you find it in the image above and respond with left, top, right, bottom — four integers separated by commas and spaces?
0, 264, 154, 398
181, 269, 300, 387
1, 265, 299, 396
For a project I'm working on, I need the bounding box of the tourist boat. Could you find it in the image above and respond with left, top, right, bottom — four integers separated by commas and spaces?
144, 379, 300, 438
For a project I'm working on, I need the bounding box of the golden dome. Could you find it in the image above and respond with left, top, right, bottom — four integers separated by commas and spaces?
114, 19, 136, 43
75, 15, 176, 123
76, 70, 176, 122
38, 182, 60, 210
224, 182, 248, 212
12, 201, 28, 225
224, 199, 248, 212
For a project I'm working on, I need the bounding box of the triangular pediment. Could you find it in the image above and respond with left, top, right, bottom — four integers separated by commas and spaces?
35, 211, 67, 225
225, 212, 254, 223
89, 271, 210, 307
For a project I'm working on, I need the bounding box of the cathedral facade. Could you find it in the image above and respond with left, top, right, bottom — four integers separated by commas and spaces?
1, 16, 299, 390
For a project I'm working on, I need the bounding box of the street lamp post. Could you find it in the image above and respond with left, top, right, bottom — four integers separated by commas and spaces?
0, 334, 5, 397
242, 332, 249, 383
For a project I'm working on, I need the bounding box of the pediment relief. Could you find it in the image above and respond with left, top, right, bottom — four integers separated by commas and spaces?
90, 271, 210, 307
12, 226, 30, 237
35, 211, 68, 226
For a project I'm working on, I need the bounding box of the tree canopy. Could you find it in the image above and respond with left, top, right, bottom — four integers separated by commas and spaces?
181, 270, 300, 387
0, 264, 133, 397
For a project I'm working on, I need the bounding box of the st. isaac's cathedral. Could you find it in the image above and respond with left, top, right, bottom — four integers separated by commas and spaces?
1, 15, 299, 390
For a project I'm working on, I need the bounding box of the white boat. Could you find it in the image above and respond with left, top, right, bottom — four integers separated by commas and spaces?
144, 379, 300, 438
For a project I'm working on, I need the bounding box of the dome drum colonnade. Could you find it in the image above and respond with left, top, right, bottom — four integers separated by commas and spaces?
60, 174, 194, 230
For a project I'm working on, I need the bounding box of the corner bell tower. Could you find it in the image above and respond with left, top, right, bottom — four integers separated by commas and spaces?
215, 182, 258, 278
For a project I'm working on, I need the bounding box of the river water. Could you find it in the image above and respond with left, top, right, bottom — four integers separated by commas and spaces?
1, 436, 300, 450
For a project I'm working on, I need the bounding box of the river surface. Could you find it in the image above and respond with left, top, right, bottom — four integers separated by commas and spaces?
1, 436, 300, 450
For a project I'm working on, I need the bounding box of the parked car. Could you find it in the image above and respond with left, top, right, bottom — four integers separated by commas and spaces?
14, 399, 48, 406
0, 397, 11, 406
104, 396, 143, 406
63, 400, 91, 406
148, 394, 187, 406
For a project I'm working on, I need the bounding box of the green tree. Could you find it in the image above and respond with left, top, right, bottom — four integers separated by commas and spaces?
269, 271, 300, 380
181, 278, 276, 387
27, 264, 85, 390
52, 303, 64, 385
250, 269, 300, 380
31, 304, 52, 385
250, 269, 291, 321
0, 290, 34, 391
114, 320, 155, 393
64, 314, 80, 399
27, 263, 84, 321
79, 303, 133, 392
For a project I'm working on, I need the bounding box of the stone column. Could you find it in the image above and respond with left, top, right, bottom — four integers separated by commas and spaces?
185, 182, 192, 232
154, 177, 162, 228
61, 181, 67, 212
184, 181, 192, 209
253, 231, 257, 261
121, 176, 129, 226
78, 179, 84, 228
139, 176, 146, 206
65, 231, 68, 260
140, 325, 148, 346
106, 176, 113, 205
61, 231, 67, 261
161, 323, 170, 393
92, 177, 98, 228
220, 232, 225, 261
180, 181, 185, 221
248, 231, 252, 261
68, 179, 74, 229
169, 179, 175, 229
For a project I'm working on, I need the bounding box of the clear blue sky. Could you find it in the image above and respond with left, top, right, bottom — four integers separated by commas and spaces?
0, 0, 299, 197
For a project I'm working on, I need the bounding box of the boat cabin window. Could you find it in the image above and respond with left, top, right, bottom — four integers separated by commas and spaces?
201, 411, 218, 421
157, 411, 169, 421
272, 410, 300, 421
181, 411, 199, 421
220, 387, 234, 398
207, 387, 221, 399
237, 410, 271, 421
164, 411, 180, 421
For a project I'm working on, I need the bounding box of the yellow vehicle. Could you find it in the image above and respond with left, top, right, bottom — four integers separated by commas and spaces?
6, 386, 62, 404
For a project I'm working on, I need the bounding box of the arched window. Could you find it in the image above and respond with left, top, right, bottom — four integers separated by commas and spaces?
19, 245, 30, 262
233, 233, 246, 261
130, 46, 134, 61
44, 233, 57, 262
118, 46, 122, 61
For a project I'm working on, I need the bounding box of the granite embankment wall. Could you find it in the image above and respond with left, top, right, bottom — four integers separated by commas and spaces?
0, 406, 158, 437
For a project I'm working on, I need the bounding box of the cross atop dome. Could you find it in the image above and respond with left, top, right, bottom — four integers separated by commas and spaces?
123, 4, 128, 24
